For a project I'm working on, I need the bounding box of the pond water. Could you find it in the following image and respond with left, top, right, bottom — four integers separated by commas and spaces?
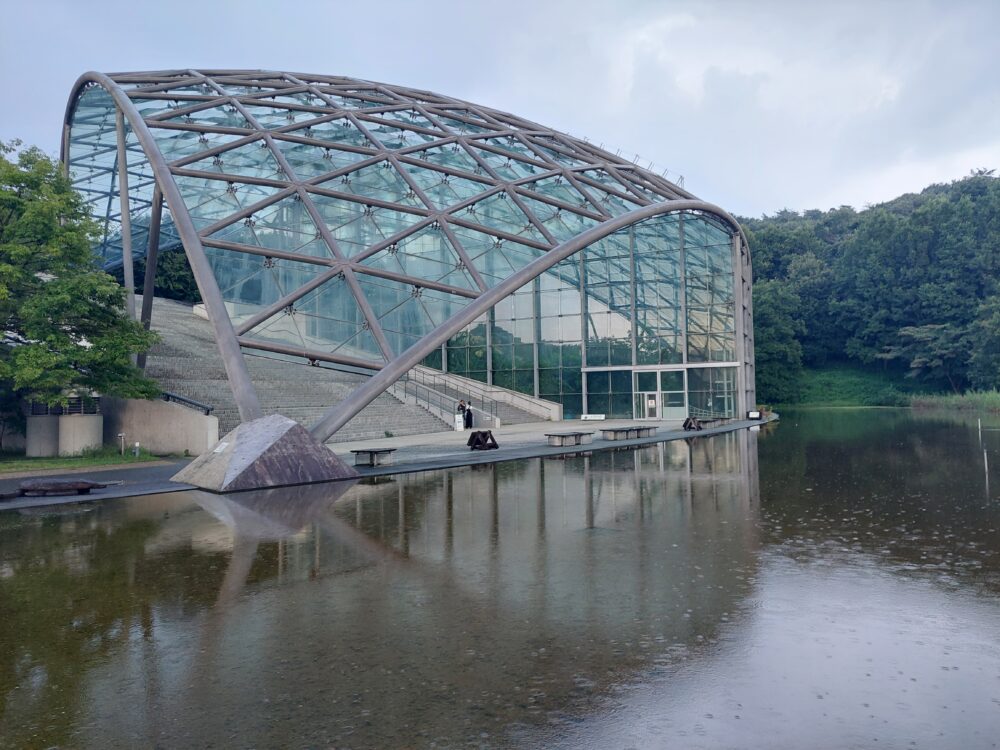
1, 409, 999, 749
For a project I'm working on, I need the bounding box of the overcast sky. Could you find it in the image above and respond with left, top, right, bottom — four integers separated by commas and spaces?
1, 0, 997, 217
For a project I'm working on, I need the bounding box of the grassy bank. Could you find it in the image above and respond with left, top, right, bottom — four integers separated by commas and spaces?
784, 366, 927, 408
911, 391, 1000, 412
0, 446, 164, 475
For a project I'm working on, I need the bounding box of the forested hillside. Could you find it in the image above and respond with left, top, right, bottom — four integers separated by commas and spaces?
744, 171, 1000, 403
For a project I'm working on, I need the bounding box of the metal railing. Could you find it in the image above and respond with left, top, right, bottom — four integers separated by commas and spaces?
410, 366, 562, 421
390, 373, 499, 428
161, 391, 214, 415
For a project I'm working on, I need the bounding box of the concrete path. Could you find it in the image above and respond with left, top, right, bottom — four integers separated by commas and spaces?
1, 417, 769, 511
328, 417, 758, 477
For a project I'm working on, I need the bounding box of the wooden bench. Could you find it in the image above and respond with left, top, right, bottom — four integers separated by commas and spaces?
600, 425, 658, 441
545, 431, 593, 447
350, 448, 397, 467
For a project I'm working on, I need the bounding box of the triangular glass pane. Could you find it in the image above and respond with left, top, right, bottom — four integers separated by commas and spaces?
315, 91, 386, 110
299, 117, 374, 149
174, 175, 284, 230
615, 169, 665, 201
152, 129, 244, 162
309, 194, 425, 257
518, 195, 602, 242
163, 105, 252, 130
254, 91, 327, 108
209, 195, 332, 259
185, 140, 285, 181
130, 96, 184, 118
402, 164, 490, 209
528, 139, 591, 169
577, 181, 643, 216
456, 191, 546, 242
356, 273, 470, 355
518, 174, 590, 207
360, 225, 478, 290
473, 136, 541, 161
242, 104, 325, 130
204, 248, 327, 326
248, 274, 385, 361
316, 161, 422, 207
401, 144, 483, 176
578, 168, 633, 194
370, 108, 441, 131
361, 120, 439, 149
467, 145, 545, 181
447, 224, 547, 287
161, 83, 216, 96
272, 137, 369, 179
434, 115, 493, 135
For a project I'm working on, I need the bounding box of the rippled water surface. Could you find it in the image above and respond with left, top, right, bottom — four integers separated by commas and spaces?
2, 409, 999, 749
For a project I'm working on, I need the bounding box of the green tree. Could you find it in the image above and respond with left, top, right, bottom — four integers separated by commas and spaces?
753, 280, 805, 403
0, 141, 160, 408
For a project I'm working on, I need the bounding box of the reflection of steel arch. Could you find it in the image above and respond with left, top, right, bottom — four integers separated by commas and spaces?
62, 70, 753, 441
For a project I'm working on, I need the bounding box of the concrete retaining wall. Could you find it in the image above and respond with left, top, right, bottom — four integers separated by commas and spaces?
25, 415, 60, 457
58, 414, 103, 456
103, 397, 219, 456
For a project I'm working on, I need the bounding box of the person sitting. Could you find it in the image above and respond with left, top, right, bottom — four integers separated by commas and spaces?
682, 416, 702, 431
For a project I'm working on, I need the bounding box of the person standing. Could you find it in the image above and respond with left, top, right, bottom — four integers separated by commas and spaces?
464, 401, 474, 429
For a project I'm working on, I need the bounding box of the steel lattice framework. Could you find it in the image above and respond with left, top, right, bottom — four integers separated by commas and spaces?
62, 69, 753, 441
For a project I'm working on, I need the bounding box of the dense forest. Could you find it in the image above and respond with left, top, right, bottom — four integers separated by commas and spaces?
744, 171, 1000, 403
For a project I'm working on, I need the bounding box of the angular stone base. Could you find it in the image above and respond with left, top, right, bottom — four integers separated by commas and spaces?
172, 414, 357, 492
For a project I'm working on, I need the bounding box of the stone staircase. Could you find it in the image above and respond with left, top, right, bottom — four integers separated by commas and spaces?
142, 297, 451, 443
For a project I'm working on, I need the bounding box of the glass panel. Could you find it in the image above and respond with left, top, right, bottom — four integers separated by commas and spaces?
317, 160, 422, 207
208, 196, 332, 260
458, 192, 546, 242
402, 164, 490, 209
309, 194, 425, 257
273, 137, 369, 179
401, 144, 484, 176
360, 225, 478, 290
467, 146, 546, 181
185, 140, 285, 181
635, 371, 657, 391
243, 273, 384, 362
660, 370, 684, 391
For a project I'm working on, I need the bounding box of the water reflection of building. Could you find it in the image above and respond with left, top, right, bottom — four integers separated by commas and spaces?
0, 432, 760, 748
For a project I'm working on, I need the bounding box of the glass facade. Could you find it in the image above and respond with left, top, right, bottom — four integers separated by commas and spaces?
444, 212, 742, 419
66, 70, 753, 424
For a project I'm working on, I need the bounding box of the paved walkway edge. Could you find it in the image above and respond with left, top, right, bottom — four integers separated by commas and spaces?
0, 416, 776, 511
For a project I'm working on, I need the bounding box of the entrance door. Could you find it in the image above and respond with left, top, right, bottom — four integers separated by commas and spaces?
659, 370, 687, 420
634, 372, 660, 419
634, 392, 659, 418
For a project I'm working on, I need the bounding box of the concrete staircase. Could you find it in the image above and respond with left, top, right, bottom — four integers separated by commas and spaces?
402, 374, 543, 426
142, 297, 451, 444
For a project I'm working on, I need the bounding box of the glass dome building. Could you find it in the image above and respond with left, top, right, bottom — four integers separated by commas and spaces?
63, 69, 754, 440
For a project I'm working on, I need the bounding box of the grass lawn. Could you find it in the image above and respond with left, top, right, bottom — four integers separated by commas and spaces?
0, 447, 166, 475
785, 365, 931, 408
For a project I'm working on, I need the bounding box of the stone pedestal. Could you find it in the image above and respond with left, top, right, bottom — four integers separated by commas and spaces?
172, 414, 357, 492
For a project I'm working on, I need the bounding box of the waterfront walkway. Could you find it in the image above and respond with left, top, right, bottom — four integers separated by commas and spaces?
0, 417, 768, 510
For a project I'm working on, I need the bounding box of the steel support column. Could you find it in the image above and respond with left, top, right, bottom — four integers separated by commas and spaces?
136, 186, 163, 370
115, 108, 137, 321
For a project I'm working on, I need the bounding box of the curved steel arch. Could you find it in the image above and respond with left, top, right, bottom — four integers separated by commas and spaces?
63, 71, 264, 422
310, 199, 746, 441
61, 70, 753, 442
